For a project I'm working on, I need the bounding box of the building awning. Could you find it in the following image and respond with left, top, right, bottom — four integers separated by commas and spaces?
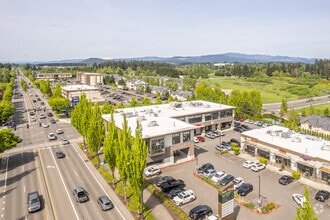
256, 145, 270, 152
275, 153, 291, 160
244, 141, 257, 146
297, 160, 314, 168
320, 166, 330, 173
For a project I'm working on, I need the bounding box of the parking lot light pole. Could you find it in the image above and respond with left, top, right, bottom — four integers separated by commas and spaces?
258, 175, 261, 207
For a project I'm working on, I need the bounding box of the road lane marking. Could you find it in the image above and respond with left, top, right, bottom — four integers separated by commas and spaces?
73, 170, 78, 177
48, 148, 80, 220
72, 144, 127, 220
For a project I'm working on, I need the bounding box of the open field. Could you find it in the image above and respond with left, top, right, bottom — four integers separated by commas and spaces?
297, 103, 330, 115
202, 76, 330, 103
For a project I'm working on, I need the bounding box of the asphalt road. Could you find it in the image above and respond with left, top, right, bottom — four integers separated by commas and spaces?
156, 130, 330, 220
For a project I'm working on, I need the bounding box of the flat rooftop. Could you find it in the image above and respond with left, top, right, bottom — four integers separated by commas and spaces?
102, 100, 234, 139
62, 84, 98, 91
242, 125, 330, 162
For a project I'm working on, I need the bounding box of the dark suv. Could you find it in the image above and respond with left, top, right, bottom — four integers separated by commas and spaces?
73, 186, 89, 203
315, 190, 330, 202
159, 179, 185, 193
279, 175, 293, 185
156, 176, 174, 186
189, 205, 213, 219
198, 163, 214, 173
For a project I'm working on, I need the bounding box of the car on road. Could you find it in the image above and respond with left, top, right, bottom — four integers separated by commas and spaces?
251, 163, 266, 172
198, 163, 214, 173
233, 177, 244, 190
166, 188, 183, 199
62, 138, 70, 145
144, 165, 161, 177
56, 151, 65, 159
97, 195, 113, 211
219, 174, 234, 186
243, 160, 256, 169
159, 179, 185, 193
27, 191, 41, 213
48, 133, 57, 140
292, 194, 306, 208
50, 119, 56, 124
41, 123, 49, 128
203, 169, 217, 178
315, 190, 330, 202
156, 176, 174, 186
39, 113, 46, 119
31, 116, 36, 122
56, 129, 64, 134
73, 186, 89, 203
189, 205, 213, 220
173, 189, 196, 206
47, 112, 53, 117
211, 171, 227, 183
279, 175, 294, 185
237, 183, 253, 196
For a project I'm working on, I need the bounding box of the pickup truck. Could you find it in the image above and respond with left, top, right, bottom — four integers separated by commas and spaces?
159, 179, 185, 193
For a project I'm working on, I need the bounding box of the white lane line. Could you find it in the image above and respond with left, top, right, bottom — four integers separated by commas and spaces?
23, 185, 25, 193
48, 148, 80, 220
72, 145, 126, 220
73, 170, 78, 177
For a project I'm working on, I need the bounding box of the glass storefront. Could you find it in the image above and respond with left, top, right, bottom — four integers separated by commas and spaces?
257, 148, 270, 159
245, 145, 256, 156
275, 155, 291, 167
297, 162, 314, 177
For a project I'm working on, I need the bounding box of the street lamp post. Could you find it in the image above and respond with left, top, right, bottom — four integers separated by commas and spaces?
258, 175, 261, 207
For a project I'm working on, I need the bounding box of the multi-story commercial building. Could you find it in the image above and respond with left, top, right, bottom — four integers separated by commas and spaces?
241, 125, 330, 184
102, 101, 235, 166
77, 72, 103, 86
36, 73, 72, 81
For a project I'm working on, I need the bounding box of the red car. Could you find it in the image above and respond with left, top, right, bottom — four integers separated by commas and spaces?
197, 136, 205, 142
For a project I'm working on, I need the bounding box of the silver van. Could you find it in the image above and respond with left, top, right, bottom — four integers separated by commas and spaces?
27, 191, 41, 213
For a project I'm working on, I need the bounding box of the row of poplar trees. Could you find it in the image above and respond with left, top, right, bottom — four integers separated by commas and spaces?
71, 93, 148, 215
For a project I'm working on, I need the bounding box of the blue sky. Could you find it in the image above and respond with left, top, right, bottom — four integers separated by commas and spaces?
1, 0, 330, 62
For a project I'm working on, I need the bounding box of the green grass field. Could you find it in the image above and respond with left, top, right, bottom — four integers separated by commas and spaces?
202, 76, 330, 104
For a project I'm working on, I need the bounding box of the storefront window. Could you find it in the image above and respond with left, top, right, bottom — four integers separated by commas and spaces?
183, 131, 191, 142
205, 113, 212, 121
275, 155, 291, 167
188, 115, 202, 124
172, 133, 180, 144
297, 163, 314, 177
245, 145, 255, 156
257, 149, 270, 159
150, 138, 165, 155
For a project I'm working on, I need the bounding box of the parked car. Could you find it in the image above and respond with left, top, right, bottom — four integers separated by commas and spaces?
97, 195, 113, 211
292, 194, 306, 208
144, 166, 161, 177
41, 123, 49, 128
193, 136, 199, 143
233, 177, 244, 190
156, 176, 174, 186
159, 179, 185, 193
215, 144, 227, 152
173, 190, 196, 206
251, 163, 266, 172
56, 129, 64, 134
221, 141, 232, 150
279, 175, 294, 185
315, 190, 330, 202
189, 205, 213, 219
241, 124, 252, 130
205, 132, 216, 139
197, 136, 205, 142
213, 130, 225, 136
48, 133, 57, 140
243, 160, 256, 169
56, 151, 65, 159
203, 169, 217, 178
211, 171, 227, 183
198, 163, 214, 173
166, 188, 183, 199
27, 191, 41, 213
237, 183, 253, 196
219, 174, 234, 186
73, 186, 89, 203
230, 138, 241, 147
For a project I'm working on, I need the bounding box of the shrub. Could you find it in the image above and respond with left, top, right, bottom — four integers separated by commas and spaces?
292, 171, 301, 180
259, 157, 268, 165
221, 150, 229, 155
232, 147, 240, 155
262, 202, 276, 213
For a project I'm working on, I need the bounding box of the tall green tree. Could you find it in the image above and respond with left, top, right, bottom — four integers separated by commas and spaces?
295, 186, 318, 220
86, 102, 105, 164
116, 114, 133, 202
53, 82, 62, 98
128, 121, 148, 216
0, 101, 15, 122
48, 97, 71, 112
103, 114, 118, 186
101, 102, 114, 114
285, 109, 300, 130
280, 99, 288, 117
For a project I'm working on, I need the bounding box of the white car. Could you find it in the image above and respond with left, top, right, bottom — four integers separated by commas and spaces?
48, 133, 57, 140
193, 137, 199, 143
203, 169, 217, 178
30, 116, 36, 122
56, 129, 64, 134
243, 160, 256, 169
144, 166, 161, 177
233, 177, 244, 190
39, 113, 46, 119
292, 194, 306, 208
173, 190, 196, 206
251, 163, 266, 172
211, 171, 227, 183
41, 123, 49, 128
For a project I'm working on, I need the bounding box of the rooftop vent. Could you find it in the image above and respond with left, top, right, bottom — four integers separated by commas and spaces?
147, 121, 158, 127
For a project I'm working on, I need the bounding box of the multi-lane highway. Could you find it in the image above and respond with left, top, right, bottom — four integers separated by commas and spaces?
0, 73, 134, 220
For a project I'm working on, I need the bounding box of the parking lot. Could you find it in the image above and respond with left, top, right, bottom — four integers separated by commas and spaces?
150, 130, 330, 220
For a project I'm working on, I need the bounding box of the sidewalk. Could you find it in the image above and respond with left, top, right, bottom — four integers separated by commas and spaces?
238, 152, 330, 192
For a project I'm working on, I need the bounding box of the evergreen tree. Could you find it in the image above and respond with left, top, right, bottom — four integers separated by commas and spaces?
295, 186, 318, 220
